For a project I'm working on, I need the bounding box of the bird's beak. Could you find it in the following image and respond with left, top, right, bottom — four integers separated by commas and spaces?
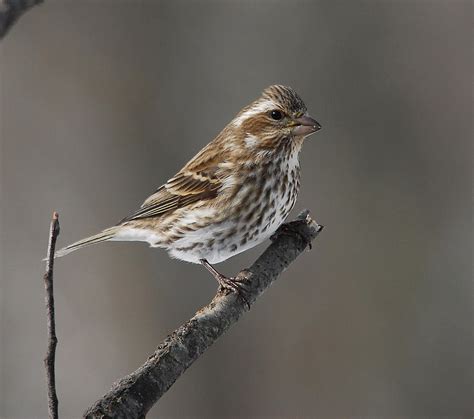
291, 115, 322, 137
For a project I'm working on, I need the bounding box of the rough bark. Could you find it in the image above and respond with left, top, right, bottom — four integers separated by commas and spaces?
0, 0, 43, 39
43, 211, 60, 419
84, 210, 323, 418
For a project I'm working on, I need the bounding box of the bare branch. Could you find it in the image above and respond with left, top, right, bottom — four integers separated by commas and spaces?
84, 210, 323, 419
43, 211, 60, 419
0, 0, 44, 39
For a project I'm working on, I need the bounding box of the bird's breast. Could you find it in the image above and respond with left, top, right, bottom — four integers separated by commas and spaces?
237, 152, 301, 235
167, 151, 301, 264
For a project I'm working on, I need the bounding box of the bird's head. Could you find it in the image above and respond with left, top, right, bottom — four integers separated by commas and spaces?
230, 85, 321, 155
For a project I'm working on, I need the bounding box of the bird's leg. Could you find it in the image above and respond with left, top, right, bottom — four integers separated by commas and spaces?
199, 259, 250, 308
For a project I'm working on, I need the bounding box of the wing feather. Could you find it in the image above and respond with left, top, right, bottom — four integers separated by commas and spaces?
119, 169, 222, 223
119, 132, 235, 224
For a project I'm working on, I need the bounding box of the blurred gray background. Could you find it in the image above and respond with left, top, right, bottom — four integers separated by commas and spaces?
0, 0, 472, 418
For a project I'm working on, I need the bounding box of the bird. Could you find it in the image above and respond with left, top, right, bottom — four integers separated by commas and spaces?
53, 85, 321, 298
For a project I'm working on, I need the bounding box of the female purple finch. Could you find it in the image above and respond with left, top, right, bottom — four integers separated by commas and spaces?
53, 85, 321, 296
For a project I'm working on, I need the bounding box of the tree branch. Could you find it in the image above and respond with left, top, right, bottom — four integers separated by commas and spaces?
43, 211, 60, 419
0, 0, 43, 39
84, 210, 323, 419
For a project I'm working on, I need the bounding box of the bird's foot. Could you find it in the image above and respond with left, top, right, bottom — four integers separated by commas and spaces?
216, 273, 251, 309
200, 260, 251, 309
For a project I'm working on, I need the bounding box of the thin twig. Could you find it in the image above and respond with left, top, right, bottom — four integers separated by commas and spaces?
43, 211, 60, 419
0, 0, 44, 39
84, 210, 323, 419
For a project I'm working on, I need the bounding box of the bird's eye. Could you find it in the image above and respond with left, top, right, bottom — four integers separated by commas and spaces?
270, 110, 283, 120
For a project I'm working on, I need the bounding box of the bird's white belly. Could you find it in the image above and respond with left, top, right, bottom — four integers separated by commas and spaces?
168, 181, 298, 264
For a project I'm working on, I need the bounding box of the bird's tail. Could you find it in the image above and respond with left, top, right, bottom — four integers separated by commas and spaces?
48, 226, 120, 260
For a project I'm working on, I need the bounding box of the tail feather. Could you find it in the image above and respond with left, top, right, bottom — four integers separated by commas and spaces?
48, 227, 119, 260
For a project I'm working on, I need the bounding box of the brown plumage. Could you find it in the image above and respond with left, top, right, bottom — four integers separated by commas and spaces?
54, 85, 321, 296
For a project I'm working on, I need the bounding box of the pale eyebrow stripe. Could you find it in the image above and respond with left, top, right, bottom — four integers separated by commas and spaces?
232, 100, 275, 127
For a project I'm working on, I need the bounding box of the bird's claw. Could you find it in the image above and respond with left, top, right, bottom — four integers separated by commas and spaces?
217, 274, 251, 309
200, 259, 252, 309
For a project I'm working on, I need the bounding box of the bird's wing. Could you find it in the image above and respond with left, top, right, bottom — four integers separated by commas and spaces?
119, 167, 222, 223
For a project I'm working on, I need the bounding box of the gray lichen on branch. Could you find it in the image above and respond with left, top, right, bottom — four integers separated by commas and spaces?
84, 210, 323, 419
